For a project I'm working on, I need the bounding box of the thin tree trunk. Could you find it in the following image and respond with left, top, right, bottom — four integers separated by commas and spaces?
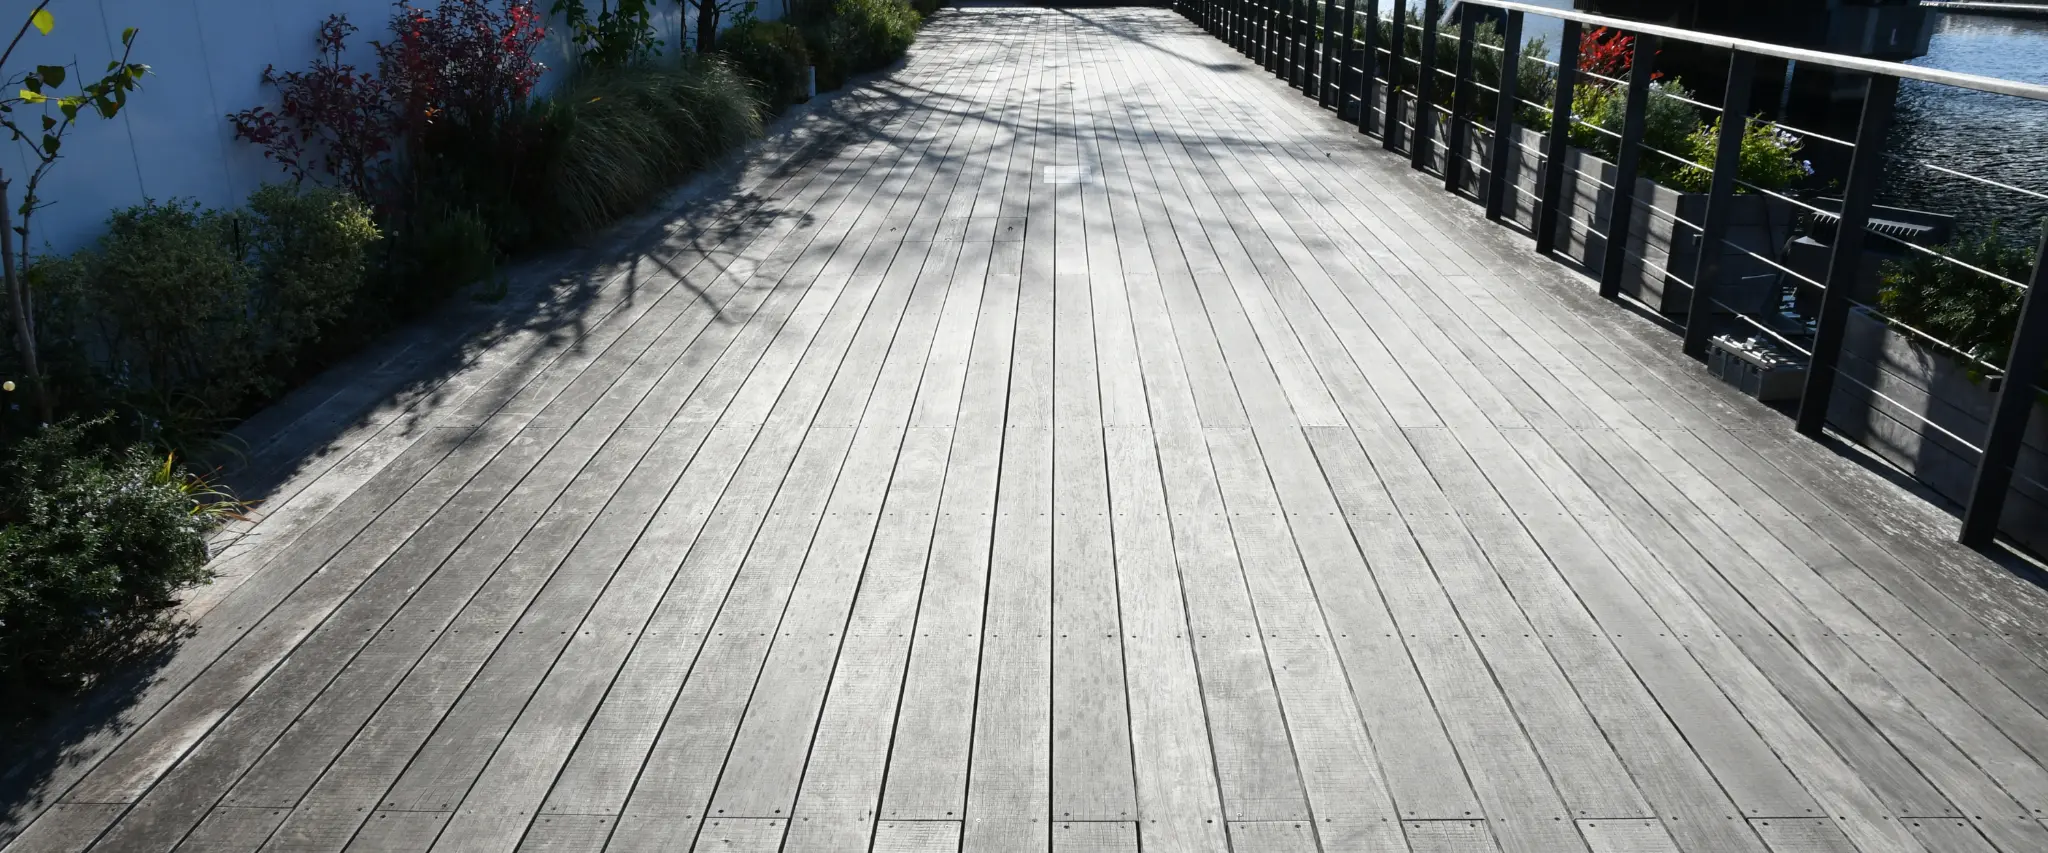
698, 1, 719, 52
0, 176, 51, 423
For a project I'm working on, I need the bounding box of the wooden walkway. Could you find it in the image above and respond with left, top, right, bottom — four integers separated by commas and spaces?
12, 7, 2048, 852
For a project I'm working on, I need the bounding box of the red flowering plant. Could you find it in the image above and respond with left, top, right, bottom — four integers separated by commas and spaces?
228, 15, 396, 202
375, 0, 549, 144
1577, 26, 1661, 85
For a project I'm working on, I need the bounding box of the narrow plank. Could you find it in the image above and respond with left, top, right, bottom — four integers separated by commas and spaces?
1577, 819, 1682, 853
871, 820, 961, 853
1051, 821, 1137, 853
1050, 271, 1137, 822
692, 818, 787, 851
342, 810, 447, 853
174, 807, 287, 852
1403, 820, 1501, 853
515, 814, 614, 852
1224, 820, 1319, 852
1749, 818, 1861, 853
1906, 818, 2000, 853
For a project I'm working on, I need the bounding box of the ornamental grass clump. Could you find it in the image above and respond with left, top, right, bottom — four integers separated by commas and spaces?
539, 58, 765, 236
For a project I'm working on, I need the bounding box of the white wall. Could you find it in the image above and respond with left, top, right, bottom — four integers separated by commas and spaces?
8, 0, 777, 256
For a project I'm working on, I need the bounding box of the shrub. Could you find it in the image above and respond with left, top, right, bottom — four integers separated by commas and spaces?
724, 20, 813, 109
803, 20, 854, 92
229, 15, 395, 202
1878, 224, 2040, 369
538, 58, 764, 236
1671, 118, 1812, 195
1570, 78, 1701, 183
39, 201, 257, 431
552, 0, 663, 68
242, 185, 382, 375
1, 417, 237, 690
34, 190, 379, 453
910, 0, 943, 17
835, 0, 919, 72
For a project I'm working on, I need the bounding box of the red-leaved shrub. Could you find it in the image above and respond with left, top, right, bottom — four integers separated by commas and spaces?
228, 15, 395, 201
375, 0, 549, 143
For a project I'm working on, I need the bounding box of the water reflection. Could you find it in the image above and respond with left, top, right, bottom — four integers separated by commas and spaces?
1885, 11, 2048, 237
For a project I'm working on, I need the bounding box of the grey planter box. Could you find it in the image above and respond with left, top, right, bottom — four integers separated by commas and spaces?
1400, 96, 1794, 316
1832, 308, 2048, 553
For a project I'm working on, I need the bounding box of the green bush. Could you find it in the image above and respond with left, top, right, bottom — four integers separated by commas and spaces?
538, 57, 765, 237
835, 0, 919, 71
1570, 78, 1701, 183
910, 0, 942, 17
37, 201, 258, 436
724, 20, 813, 109
32, 190, 380, 453
1, 417, 237, 690
242, 185, 382, 376
1671, 118, 1811, 195
1878, 224, 2040, 369
803, 20, 853, 92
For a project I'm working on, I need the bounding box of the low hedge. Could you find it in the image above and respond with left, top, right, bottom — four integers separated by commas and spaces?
724, 20, 813, 110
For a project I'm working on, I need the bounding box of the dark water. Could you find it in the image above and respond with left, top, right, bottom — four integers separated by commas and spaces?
1883, 11, 2048, 238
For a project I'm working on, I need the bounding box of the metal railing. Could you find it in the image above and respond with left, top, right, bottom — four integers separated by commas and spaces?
1178, 0, 2048, 550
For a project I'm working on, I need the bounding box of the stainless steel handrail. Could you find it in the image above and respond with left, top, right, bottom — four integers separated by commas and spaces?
1469, 0, 2048, 102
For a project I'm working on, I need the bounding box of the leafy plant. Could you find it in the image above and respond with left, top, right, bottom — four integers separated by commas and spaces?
1578, 26, 1659, 83
834, 0, 919, 71
1877, 224, 2041, 370
376, 0, 549, 148
228, 15, 394, 201
1, 2, 148, 423
1671, 118, 1812, 194
1, 416, 238, 690
553, 0, 663, 68
537, 57, 763, 235
723, 19, 812, 108
802, 19, 854, 92
1570, 78, 1700, 183
240, 184, 382, 374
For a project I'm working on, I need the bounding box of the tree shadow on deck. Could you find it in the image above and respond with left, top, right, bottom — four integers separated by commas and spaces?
0, 62, 927, 845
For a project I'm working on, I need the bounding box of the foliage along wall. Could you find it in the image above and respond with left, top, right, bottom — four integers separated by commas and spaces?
15, 0, 787, 256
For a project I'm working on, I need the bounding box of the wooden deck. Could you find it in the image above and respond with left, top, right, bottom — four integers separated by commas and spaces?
11, 6, 2048, 852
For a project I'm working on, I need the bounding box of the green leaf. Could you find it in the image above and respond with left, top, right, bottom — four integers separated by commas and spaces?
36, 65, 65, 88
122, 26, 137, 45
30, 9, 54, 35
42, 135, 59, 156
18, 89, 46, 104
40, 114, 54, 131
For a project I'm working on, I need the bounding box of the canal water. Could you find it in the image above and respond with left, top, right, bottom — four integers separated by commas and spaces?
1887, 10, 2048, 236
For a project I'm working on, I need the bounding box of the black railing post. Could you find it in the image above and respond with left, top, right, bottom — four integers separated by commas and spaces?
1444, 13, 1478, 191
1298, 0, 1313, 91
1321, 0, 1343, 109
1961, 227, 2048, 547
1340, 0, 1361, 120
1536, 20, 1582, 255
1485, 11, 1524, 221
1410, 0, 1443, 170
1384, 0, 1408, 151
1682, 51, 1757, 359
1796, 73, 1900, 437
1598, 33, 1660, 300
1359, 0, 1380, 135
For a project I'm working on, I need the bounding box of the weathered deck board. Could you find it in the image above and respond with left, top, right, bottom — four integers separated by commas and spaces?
16, 9, 2048, 853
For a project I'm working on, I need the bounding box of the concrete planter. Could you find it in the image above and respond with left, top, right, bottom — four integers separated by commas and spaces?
1396, 92, 1793, 317
1832, 308, 2048, 553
